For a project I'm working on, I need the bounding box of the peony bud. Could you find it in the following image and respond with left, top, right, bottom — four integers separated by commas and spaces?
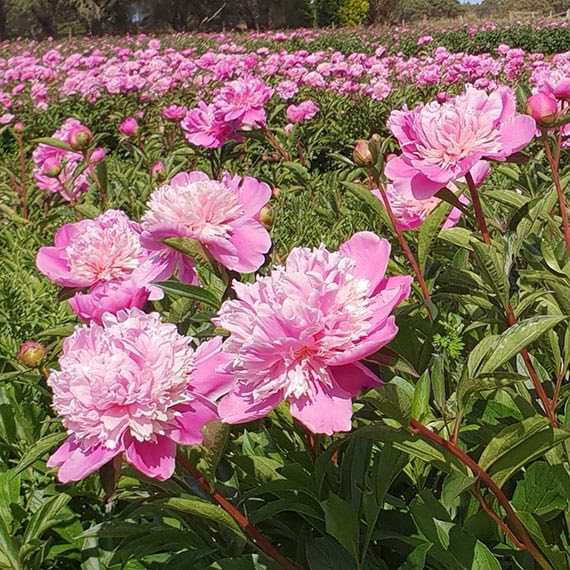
17, 340, 46, 368
353, 139, 373, 166
14, 122, 24, 134
272, 187, 281, 198
69, 126, 93, 150
259, 205, 273, 230
43, 157, 62, 178
150, 160, 166, 181
526, 93, 558, 125
553, 79, 570, 102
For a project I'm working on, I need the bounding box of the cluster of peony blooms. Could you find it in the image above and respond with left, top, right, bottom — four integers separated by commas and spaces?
32, 118, 105, 202
38, 82, 543, 485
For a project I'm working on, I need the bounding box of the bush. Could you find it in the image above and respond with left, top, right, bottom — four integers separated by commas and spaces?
337, 0, 370, 26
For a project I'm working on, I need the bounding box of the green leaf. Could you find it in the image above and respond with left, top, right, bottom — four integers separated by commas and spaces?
471, 241, 508, 307
32, 137, 73, 151
306, 536, 357, 570
485, 189, 529, 209
157, 280, 220, 309
0, 516, 23, 570
162, 237, 214, 269
411, 370, 430, 421
418, 200, 452, 272
13, 432, 67, 476
441, 473, 476, 511
479, 316, 566, 375
161, 496, 244, 538
94, 160, 108, 198
74, 203, 101, 219
512, 462, 569, 515
457, 372, 528, 410
209, 554, 280, 569
479, 417, 570, 488
471, 541, 501, 570
23, 494, 71, 545
467, 335, 499, 377
439, 228, 473, 250
321, 494, 359, 560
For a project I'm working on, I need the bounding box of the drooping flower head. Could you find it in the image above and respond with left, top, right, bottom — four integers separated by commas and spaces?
32, 118, 104, 202
36, 210, 167, 322
215, 232, 411, 435
385, 86, 536, 199
141, 171, 272, 279
47, 309, 231, 482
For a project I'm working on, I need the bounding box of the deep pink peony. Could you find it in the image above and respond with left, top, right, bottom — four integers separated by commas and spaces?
141, 171, 272, 277
161, 104, 188, 122
214, 77, 273, 128
215, 232, 412, 435
36, 210, 166, 323
47, 309, 232, 482
385, 86, 536, 199
181, 102, 235, 149
118, 116, 139, 137
32, 118, 104, 202
286, 100, 320, 124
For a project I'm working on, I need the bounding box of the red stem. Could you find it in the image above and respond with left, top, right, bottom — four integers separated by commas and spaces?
374, 179, 432, 305
409, 419, 550, 570
505, 306, 557, 427
465, 172, 490, 245
177, 453, 300, 570
541, 131, 570, 255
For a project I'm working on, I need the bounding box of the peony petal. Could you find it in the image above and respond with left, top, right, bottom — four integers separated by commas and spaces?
218, 388, 282, 424
498, 115, 536, 157
326, 316, 399, 367
234, 176, 272, 217
340, 232, 391, 293
47, 437, 78, 468
170, 397, 218, 445
124, 434, 176, 481
220, 220, 271, 273
36, 246, 85, 287
330, 362, 382, 396
289, 381, 353, 435
191, 337, 234, 400
170, 170, 210, 187
56, 443, 119, 484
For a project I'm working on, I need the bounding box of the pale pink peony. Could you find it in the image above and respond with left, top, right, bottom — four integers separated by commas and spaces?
36, 210, 167, 323
385, 86, 536, 199
32, 118, 104, 202
286, 100, 319, 124
141, 171, 272, 277
161, 104, 188, 122
215, 232, 412, 435
47, 309, 232, 482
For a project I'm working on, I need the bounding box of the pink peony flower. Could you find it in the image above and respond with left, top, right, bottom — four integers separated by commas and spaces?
141, 171, 272, 277
385, 86, 536, 199
214, 77, 273, 128
527, 92, 559, 124
36, 210, 167, 323
181, 102, 235, 149
215, 232, 412, 435
118, 116, 139, 137
47, 309, 232, 482
161, 104, 187, 122
286, 100, 319, 124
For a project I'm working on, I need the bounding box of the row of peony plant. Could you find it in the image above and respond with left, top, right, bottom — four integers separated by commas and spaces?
1, 29, 570, 120
16, 77, 570, 568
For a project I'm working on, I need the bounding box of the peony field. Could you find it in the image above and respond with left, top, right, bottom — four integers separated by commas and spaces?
1, 10, 570, 570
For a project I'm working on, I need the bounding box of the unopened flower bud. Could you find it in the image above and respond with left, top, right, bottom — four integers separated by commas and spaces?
272, 187, 281, 198
69, 126, 93, 150
259, 205, 273, 230
353, 139, 373, 166
17, 340, 46, 368
526, 93, 558, 125
14, 122, 24, 134
44, 158, 62, 178
150, 160, 166, 181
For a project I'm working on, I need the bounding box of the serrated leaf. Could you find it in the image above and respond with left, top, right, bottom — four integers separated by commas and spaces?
479, 316, 565, 375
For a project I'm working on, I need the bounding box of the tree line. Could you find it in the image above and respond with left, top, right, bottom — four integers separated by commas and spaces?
0, 0, 568, 40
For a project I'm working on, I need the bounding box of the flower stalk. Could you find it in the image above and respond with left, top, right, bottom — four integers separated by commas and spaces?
465, 171, 490, 245
409, 419, 550, 570
177, 453, 301, 570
